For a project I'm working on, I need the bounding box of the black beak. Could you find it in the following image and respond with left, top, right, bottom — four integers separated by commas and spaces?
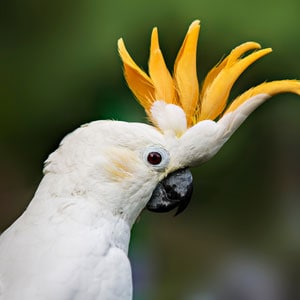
146, 168, 193, 215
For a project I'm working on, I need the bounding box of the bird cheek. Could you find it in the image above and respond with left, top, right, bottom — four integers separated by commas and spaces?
103, 148, 140, 182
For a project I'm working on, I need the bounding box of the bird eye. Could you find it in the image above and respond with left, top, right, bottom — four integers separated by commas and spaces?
147, 152, 162, 165
143, 146, 170, 170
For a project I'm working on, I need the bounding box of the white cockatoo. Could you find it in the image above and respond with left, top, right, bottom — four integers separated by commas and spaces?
1, 20, 300, 300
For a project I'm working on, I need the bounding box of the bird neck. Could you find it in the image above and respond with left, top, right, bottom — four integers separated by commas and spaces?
25, 174, 132, 254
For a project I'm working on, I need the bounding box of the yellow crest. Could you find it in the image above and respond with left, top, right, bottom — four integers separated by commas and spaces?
118, 20, 300, 131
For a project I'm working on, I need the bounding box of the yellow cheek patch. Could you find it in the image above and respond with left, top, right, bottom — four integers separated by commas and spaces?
104, 147, 140, 182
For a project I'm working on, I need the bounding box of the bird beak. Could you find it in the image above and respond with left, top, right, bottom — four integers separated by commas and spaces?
146, 168, 193, 215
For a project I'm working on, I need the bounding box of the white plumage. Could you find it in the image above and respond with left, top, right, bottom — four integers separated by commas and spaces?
0, 121, 169, 299
0, 97, 271, 299
1, 19, 300, 300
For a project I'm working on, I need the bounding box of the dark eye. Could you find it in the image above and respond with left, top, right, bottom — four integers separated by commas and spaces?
143, 146, 170, 170
147, 152, 162, 165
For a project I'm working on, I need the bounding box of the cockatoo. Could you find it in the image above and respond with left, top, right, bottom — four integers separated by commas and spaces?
0, 20, 300, 300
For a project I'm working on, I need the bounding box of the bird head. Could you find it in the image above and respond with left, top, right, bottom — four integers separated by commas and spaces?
44, 20, 300, 227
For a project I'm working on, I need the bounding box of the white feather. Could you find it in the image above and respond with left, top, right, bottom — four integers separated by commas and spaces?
0, 120, 169, 300
217, 94, 269, 134
150, 101, 187, 136
174, 94, 269, 167
0, 95, 267, 299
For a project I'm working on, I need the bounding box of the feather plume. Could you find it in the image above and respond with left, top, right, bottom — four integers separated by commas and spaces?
118, 21, 300, 134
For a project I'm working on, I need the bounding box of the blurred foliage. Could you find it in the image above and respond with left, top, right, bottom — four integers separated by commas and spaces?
1, 0, 300, 299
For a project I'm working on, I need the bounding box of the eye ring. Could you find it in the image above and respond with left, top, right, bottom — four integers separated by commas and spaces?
143, 146, 170, 170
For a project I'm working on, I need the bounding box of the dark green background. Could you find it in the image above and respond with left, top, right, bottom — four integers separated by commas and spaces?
1, 0, 300, 298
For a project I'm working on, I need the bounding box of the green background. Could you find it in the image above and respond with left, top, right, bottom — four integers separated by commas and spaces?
1, 0, 300, 298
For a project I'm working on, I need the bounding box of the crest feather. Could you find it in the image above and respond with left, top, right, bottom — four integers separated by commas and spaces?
118, 38, 155, 113
174, 20, 200, 127
119, 21, 300, 134
198, 43, 272, 121
225, 80, 300, 114
149, 28, 177, 105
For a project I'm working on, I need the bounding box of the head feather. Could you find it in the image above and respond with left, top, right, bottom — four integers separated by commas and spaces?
118, 21, 300, 134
